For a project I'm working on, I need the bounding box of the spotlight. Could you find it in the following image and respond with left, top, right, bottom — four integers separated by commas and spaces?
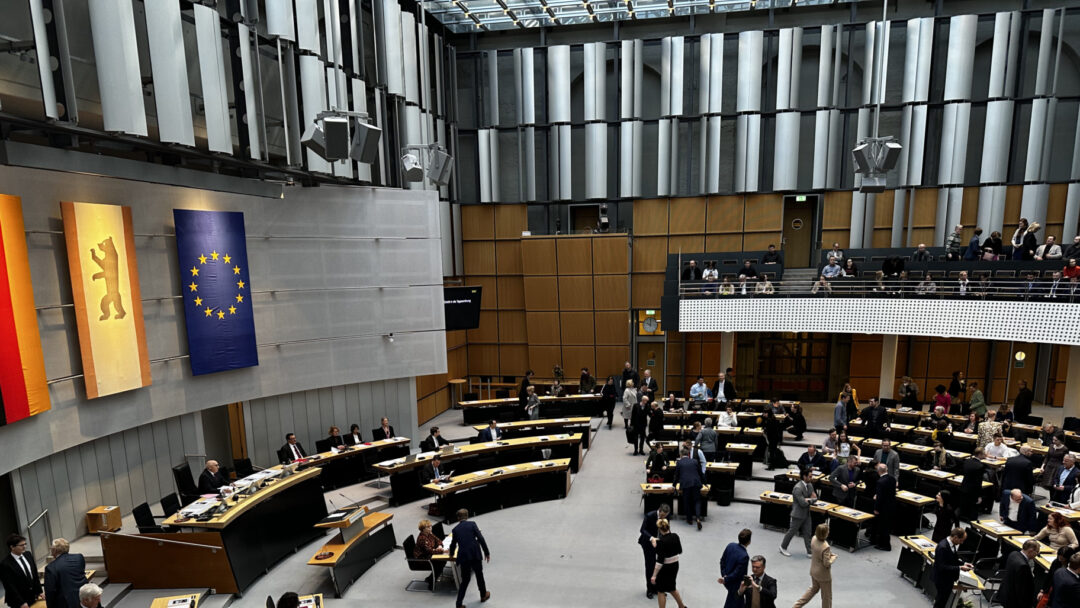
301, 115, 350, 161
851, 136, 902, 194
401, 153, 425, 182
427, 149, 454, 187
597, 203, 610, 233
350, 119, 382, 164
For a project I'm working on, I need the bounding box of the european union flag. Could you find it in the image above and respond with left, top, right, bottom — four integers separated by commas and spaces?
174, 209, 258, 375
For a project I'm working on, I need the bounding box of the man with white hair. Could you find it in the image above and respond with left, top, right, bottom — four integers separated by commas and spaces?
44, 538, 87, 608
77, 584, 102, 608
198, 459, 228, 494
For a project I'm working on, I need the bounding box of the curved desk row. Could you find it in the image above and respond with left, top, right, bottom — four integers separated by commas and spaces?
296, 438, 411, 489
470, 417, 593, 448
758, 491, 874, 552
423, 459, 573, 522
307, 510, 396, 597
458, 394, 601, 423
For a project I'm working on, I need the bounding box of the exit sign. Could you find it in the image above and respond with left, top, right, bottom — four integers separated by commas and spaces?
795, 195, 807, 202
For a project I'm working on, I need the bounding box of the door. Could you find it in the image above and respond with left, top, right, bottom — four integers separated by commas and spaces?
782, 195, 816, 267
636, 341, 665, 396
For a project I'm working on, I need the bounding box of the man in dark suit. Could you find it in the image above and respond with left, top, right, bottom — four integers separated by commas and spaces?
419, 426, 452, 452
1, 534, 42, 608
796, 445, 825, 472
638, 503, 671, 599
621, 362, 640, 393
1051, 454, 1079, 503
371, 417, 396, 441
1013, 380, 1034, 424
932, 528, 973, 608
517, 370, 534, 408
449, 509, 490, 608
999, 539, 1039, 608
343, 424, 363, 446
999, 489, 1038, 533
43, 538, 86, 608
1002, 445, 1036, 496
828, 456, 861, 507
639, 369, 658, 402
674, 449, 704, 529
197, 460, 228, 494
477, 421, 502, 443
960, 448, 987, 520
420, 456, 449, 485
277, 433, 307, 463
711, 372, 737, 403
872, 463, 896, 551
737, 555, 777, 608
1049, 552, 1080, 608
718, 529, 752, 608
861, 398, 890, 438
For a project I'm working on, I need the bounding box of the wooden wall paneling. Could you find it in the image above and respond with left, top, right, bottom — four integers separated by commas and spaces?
558, 276, 594, 310
820, 231, 849, 250
743, 232, 780, 252
871, 229, 892, 248
560, 346, 596, 378
1047, 184, 1068, 225
496, 276, 525, 309
499, 344, 529, 376
872, 191, 896, 228
463, 241, 496, 275
498, 310, 528, 342
495, 240, 523, 275
631, 273, 665, 308
593, 235, 629, 274
461, 205, 495, 240
1051, 345, 1069, 406
926, 340, 973, 379
595, 346, 631, 378
632, 237, 669, 272
523, 276, 560, 310
466, 310, 499, 343
822, 191, 852, 232
418, 394, 435, 423
668, 234, 706, 254
633, 199, 671, 235
905, 337, 930, 381
467, 344, 500, 375
848, 337, 883, 378
705, 234, 744, 252
528, 345, 563, 376
705, 195, 745, 234
465, 276, 497, 309
1003, 186, 1024, 225
521, 238, 557, 274
447, 347, 468, 376
593, 275, 629, 310
446, 329, 467, 349
700, 342, 724, 377
668, 197, 707, 234
494, 204, 528, 239
556, 237, 593, 275
525, 311, 561, 344
912, 189, 939, 228
907, 229, 936, 247
959, 187, 979, 226
594, 310, 630, 345
743, 194, 784, 232
560, 312, 595, 345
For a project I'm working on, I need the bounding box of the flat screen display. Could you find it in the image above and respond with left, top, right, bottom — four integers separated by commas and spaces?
444, 286, 482, 331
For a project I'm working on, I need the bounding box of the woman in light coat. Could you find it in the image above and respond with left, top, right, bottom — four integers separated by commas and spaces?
525, 385, 541, 420
792, 524, 837, 608
622, 380, 639, 429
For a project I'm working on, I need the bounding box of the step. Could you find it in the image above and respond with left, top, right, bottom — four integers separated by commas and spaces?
99, 582, 132, 608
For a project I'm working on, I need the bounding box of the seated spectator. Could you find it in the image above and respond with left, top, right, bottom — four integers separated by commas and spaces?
662, 393, 679, 411
1064, 258, 1080, 279
841, 258, 858, 279
737, 275, 751, 296
945, 224, 963, 261
872, 270, 887, 294
822, 428, 839, 455
923, 441, 955, 471
975, 274, 993, 299
717, 405, 737, 428
1033, 512, 1078, 551
827, 242, 844, 262
1021, 271, 1040, 300
812, 257, 842, 295
762, 244, 783, 264
961, 412, 979, 434
926, 405, 949, 429
682, 260, 702, 280
881, 255, 905, 277
719, 277, 734, 296
916, 274, 938, 295
1065, 236, 1080, 260
1046, 271, 1065, 300
739, 260, 758, 280
797, 445, 825, 472
984, 434, 1012, 459
964, 227, 983, 260
755, 274, 775, 295
892, 270, 910, 296
955, 271, 971, 297
548, 379, 565, 397
983, 231, 1003, 256
702, 261, 719, 281
932, 385, 951, 414
912, 243, 932, 261
1036, 235, 1062, 260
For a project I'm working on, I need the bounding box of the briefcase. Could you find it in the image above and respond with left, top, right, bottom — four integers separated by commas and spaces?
625, 427, 635, 444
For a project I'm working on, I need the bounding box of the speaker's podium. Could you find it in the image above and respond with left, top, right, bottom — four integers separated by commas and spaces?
308, 505, 396, 597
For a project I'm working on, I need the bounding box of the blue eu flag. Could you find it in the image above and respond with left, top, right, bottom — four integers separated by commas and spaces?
174, 209, 258, 375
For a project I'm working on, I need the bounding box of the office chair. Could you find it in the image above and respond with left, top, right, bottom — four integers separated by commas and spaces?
172, 462, 201, 506
160, 493, 181, 517
402, 535, 440, 592
132, 502, 174, 534
233, 458, 254, 478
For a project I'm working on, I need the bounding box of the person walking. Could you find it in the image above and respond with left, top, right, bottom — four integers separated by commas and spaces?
780, 468, 816, 557
674, 449, 704, 530
650, 519, 687, 608
639, 504, 671, 599
792, 524, 837, 608
448, 509, 491, 608
718, 529, 752, 608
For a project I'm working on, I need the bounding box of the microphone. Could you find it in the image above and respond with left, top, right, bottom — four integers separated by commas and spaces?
251, 464, 267, 471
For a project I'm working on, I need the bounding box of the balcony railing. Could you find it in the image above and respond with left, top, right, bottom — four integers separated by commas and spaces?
678, 277, 1079, 302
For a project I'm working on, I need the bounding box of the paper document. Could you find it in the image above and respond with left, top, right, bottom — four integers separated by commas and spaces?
179, 497, 219, 517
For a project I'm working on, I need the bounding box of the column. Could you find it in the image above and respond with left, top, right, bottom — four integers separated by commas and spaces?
879, 335, 899, 401
1062, 346, 1080, 421
720, 333, 735, 374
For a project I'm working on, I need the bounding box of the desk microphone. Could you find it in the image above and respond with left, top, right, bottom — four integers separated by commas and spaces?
251, 464, 268, 471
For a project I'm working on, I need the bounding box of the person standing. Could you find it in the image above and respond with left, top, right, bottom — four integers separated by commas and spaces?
828, 456, 861, 508
1048, 552, 1080, 608
449, 509, 491, 608
780, 468, 816, 557
674, 449, 703, 530
629, 397, 649, 456
42, 539, 86, 608
622, 380, 640, 430
960, 448, 987, 520
718, 529, 752, 608
1, 534, 43, 608
650, 519, 687, 608
872, 463, 897, 551
600, 376, 618, 429
792, 524, 837, 608
999, 539, 1039, 608
524, 385, 541, 420
517, 370, 535, 408
1013, 380, 1034, 423
638, 504, 671, 599
737, 556, 778, 608
932, 528, 973, 608
898, 376, 920, 410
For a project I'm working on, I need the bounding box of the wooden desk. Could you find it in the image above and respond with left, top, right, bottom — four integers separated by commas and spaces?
149, 593, 200, 608
1038, 503, 1080, 522
308, 511, 396, 597
373, 434, 583, 505
893, 490, 935, 536
757, 492, 837, 533
299, 437, 410, 489
86, 506, 121, 533
297, 594, 325, 608
826, 505, 875, 552
726, 442, 757, 478
640, 483, 711, 517
471, 417, 592, 448
458, 394, 600, 423
425, 459, 572, 521
896, 535, 938, 591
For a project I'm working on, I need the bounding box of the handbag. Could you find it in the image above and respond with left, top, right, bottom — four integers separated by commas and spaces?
648, 474, 664, 483
1035, 588, 1050, 608
625, 427, 636, 444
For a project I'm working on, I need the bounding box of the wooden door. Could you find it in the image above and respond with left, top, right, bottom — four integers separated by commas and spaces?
782, 196, 816, 267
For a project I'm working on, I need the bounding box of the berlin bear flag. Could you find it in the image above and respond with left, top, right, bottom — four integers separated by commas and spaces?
174, 209, 258, 375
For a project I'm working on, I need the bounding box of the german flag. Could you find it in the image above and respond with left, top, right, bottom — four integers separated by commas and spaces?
0, 194, 50, 426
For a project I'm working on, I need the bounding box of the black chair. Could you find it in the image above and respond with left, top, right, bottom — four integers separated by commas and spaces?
502, 376, 515, 384
1063, 417, 1080, 433
432, 522, 446, 539
234, 458, 254, 478
494, 389, 510, 399
315, 439, 331, 454
265, 596, 274, 608
463, 392, 479, 402
402, 534, 439, 592
172, 462, 201, 505
132, 502, 172, 534
160, 493, 181, 517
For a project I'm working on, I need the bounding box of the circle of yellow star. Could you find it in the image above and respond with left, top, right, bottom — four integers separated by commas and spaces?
228, 306, 237, 315
190, 266, 199, 276
217, 310, 225, 320
204, 307, 213, 317
237, 280, 245, 289
210, 251, 220, 261
188, 282, 198, 292
233, 266, 241, 275
223, 254, 232, 264
235, 294, 244, 303
193, 296, 203, 307
199, 254, 208, 264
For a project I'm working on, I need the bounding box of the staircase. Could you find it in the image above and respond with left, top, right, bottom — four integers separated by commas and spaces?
777, 268, 819, 295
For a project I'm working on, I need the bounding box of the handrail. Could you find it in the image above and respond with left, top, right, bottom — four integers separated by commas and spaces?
25, 509, 52, 560
100, 532, 221, 551
27, 509, 49, 528
678, 276, 1079, 301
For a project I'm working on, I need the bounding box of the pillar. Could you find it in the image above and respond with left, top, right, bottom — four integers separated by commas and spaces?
1062, 346, 1080, 421
879, 335, 899, 401
720, 332, 735, 374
